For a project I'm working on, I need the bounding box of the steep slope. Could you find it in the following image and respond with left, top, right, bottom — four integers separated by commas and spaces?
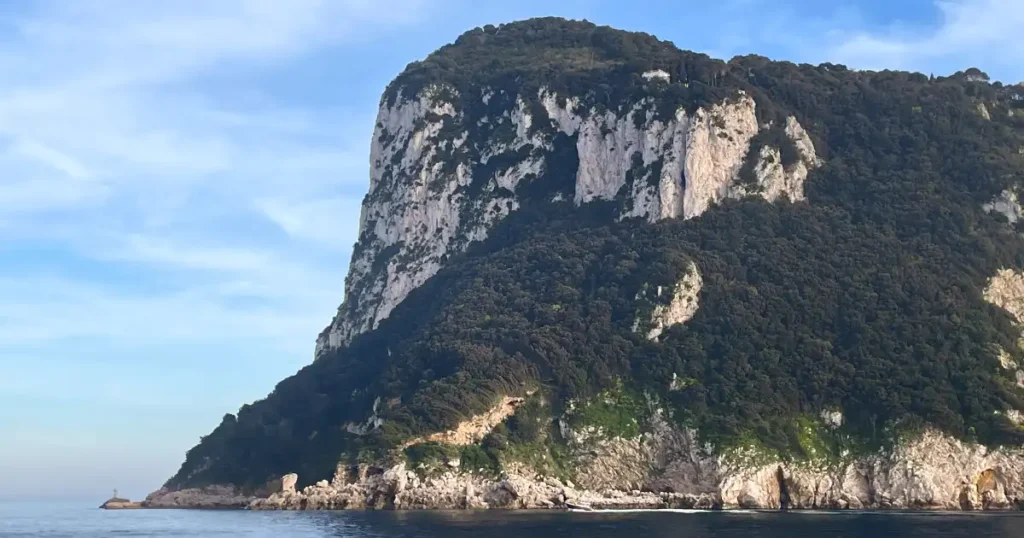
155, 18, 1024, 510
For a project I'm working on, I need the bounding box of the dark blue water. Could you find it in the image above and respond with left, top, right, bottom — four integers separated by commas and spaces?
4, 503, 1024, 537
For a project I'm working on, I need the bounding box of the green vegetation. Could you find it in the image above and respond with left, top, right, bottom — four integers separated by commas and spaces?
564, 381, 647, 440
166, 18, 1024, 492
484, 398, 577, 481
404, 442, 459, 471
458, 445, 500, 475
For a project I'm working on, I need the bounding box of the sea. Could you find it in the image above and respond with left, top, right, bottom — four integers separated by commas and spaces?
3, 502, 1024, 538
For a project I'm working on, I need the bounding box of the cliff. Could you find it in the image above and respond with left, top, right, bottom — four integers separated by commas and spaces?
316, 68, 818, 356
156, 18, 1024, 511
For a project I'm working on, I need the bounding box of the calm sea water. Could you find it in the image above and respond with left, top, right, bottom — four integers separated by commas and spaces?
3, 502, 1024, 538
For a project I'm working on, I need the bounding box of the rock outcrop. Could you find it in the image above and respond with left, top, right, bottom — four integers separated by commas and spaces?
316, 85, 820, 356
643, 262, 702, 340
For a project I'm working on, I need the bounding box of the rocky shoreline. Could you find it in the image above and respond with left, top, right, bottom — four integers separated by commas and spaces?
141, 428, 1024, 512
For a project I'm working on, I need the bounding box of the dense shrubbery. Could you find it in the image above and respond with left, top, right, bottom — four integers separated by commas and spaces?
166, 18, 1024, 492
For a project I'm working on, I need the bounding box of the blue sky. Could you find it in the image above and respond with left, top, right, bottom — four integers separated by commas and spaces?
2, 0, 1022, 502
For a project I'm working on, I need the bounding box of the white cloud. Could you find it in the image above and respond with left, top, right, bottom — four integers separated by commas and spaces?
256, 196, 364, 248
0, 0, 429, 367
830, 0, 1024, 78
10, 139, 92, 179
0, 272, 327, 350
0, 0, 421, 226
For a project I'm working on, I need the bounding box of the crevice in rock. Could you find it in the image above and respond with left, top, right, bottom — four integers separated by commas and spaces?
776, 466, 790, 511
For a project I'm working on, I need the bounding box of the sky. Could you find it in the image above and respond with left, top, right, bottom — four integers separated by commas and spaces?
2, 0, 1023, 502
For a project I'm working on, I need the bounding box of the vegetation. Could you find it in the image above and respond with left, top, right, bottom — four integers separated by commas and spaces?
564, 381, 647, 440
166, 18, 1024, 492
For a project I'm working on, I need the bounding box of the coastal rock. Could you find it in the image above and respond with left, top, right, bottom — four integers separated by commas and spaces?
281, 473, 298, 495
143, 485, 253, 509
154, 423, 1024, 512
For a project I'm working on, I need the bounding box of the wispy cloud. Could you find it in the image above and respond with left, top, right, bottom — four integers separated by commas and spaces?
10, 139, 92, 179
0, 0, 428, 369
829, 0, 1024, 78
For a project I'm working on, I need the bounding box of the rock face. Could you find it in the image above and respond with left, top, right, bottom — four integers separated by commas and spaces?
316, 86, 820, 356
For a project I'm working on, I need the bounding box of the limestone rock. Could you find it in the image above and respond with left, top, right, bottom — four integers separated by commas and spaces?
644, 262, 702, 340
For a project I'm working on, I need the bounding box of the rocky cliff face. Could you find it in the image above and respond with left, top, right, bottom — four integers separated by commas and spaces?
316, 85, 820, 356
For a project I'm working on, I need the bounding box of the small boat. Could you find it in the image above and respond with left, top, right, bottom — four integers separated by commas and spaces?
565, 502, 594, 512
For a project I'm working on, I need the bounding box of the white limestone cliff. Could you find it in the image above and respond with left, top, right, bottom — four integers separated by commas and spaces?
316, 86, 820, 357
